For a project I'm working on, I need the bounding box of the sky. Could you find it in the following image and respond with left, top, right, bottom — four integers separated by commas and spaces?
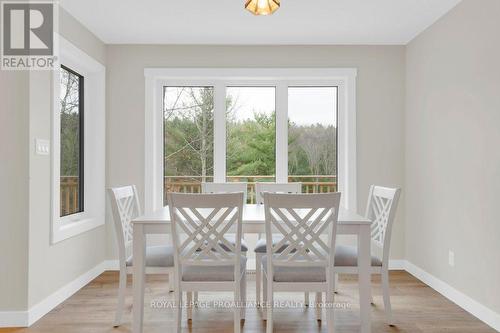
164, 86, 338, 127
227, 86, 337, 127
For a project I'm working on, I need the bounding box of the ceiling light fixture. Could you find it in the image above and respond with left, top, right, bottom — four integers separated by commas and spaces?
245, 0, 280, 16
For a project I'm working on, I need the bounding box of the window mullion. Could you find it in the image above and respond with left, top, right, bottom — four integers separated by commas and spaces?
213, 82, 226, 182
275, 81, 288, 183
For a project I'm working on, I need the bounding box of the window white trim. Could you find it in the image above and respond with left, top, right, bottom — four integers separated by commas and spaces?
51, 36, 106, 243
144, 68, 357, 213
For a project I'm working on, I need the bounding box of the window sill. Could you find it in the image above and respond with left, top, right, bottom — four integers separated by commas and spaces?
51, 216, 104, 244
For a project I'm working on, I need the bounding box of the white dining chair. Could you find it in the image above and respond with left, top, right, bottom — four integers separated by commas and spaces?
262, 192, 341, 333
334, 185, 401, 325
167, 192, 247, 333
107, 185, 175, 327
254, 182, 301, 205
201, 183, 249, 252
253, 183, 304, 306
202, 182, 248, 204
200, 182, 249, 303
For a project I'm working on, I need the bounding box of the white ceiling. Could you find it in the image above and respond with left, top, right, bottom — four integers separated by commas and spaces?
60, 0, 462, 45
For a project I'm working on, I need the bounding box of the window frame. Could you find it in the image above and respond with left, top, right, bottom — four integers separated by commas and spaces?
51, 36, 106, 243
145, 68, 357, 213
59, 64, 85, 217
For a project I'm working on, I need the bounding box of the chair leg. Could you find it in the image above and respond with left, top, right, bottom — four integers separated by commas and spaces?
381, 270, 394, 325
327, 273, 336, 333
240, 275, 247, 320
193, 291, 198, 305
168, 271, 175, 292
315, 292, 322, 321
262, 272, 267, 320
174, 288, 182, 333
113, 266, 127, 327
186, 292, 193, 320
304, 292, 309, 306
234, 281, 241, 333
334, 273, 339, 293
256, 254, 262, 307
266, 277, 273, 333
326, 289, 335, 333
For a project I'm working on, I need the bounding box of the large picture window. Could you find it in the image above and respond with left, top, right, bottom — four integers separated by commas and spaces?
148, 68, 357, 212
60, 65, 84, 216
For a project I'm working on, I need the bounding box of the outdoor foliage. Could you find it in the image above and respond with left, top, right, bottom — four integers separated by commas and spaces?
60, 67, 81, 177
163, 87, 336, 179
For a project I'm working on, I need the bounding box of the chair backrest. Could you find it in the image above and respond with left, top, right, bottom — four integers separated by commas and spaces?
365, 185, 401, 263
202, 182, 248, 204
167, 192, 244, 273
255, 182, 302, 205
263, 192, 341, 273
107, 185, 142, 263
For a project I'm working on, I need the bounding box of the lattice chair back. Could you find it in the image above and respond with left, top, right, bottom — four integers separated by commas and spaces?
108, 185, 142, 264
255, 183, 302, 205
365, 185, 401, 263
167, 192, 245, 273
201, 182, 248, 205
263, 192, 341, 273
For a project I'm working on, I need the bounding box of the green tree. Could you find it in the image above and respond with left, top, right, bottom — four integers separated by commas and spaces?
60, 68, 81, 177
227, 112, 276, 176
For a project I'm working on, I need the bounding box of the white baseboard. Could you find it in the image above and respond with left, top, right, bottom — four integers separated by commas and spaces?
0, 261, 107, 328
103, 259, 120, 271
388, 259, 406, 270
405, 261, 500, 332
28, 261, 107, 326
102, 259, 409, 272
0, 311, 29, 327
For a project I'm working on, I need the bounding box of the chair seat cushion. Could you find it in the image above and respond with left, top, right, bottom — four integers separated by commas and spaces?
126, 245, 174, 267
262, 255, 326, 282
261, 246, 382, 282
182, 256, 247, 282
254, 236, 288, 253
335, 245, 382, 267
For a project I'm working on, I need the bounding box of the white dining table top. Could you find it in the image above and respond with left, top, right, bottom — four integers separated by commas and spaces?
133, 204, 371, 225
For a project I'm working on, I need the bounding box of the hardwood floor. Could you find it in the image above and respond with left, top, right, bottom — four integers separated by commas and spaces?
1, 271, 495, 333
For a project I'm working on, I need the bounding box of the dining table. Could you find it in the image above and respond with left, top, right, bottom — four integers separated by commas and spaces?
131, 204, 373, 333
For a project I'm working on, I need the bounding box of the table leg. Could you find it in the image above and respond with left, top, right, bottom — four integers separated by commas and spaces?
358, 225, 371, 333
132, 224, 146, 333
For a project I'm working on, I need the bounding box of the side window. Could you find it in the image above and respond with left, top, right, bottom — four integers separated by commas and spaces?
60, 65, 84, 216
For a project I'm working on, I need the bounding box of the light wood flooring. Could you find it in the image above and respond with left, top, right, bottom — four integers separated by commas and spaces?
1, 271, 495, 333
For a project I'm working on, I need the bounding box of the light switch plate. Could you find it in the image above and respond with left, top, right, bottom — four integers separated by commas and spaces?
36, 139, 50, 155
448, 250, 455, 267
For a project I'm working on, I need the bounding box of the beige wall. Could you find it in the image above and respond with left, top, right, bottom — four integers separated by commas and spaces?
0, 70, 30, 311
26, 8, 107, 307
105, 45, 406, 260
406, 0, 500, 314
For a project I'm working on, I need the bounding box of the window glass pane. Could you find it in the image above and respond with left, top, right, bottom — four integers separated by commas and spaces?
60, 66, 83, 216
163, 87, 214, 205
288, 87, 337, 193
226, 87, 276, 203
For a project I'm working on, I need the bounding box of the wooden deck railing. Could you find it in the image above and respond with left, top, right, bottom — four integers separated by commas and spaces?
60, 176, 80, 216
61, 175, 337, 214
164, 175, 337, 205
